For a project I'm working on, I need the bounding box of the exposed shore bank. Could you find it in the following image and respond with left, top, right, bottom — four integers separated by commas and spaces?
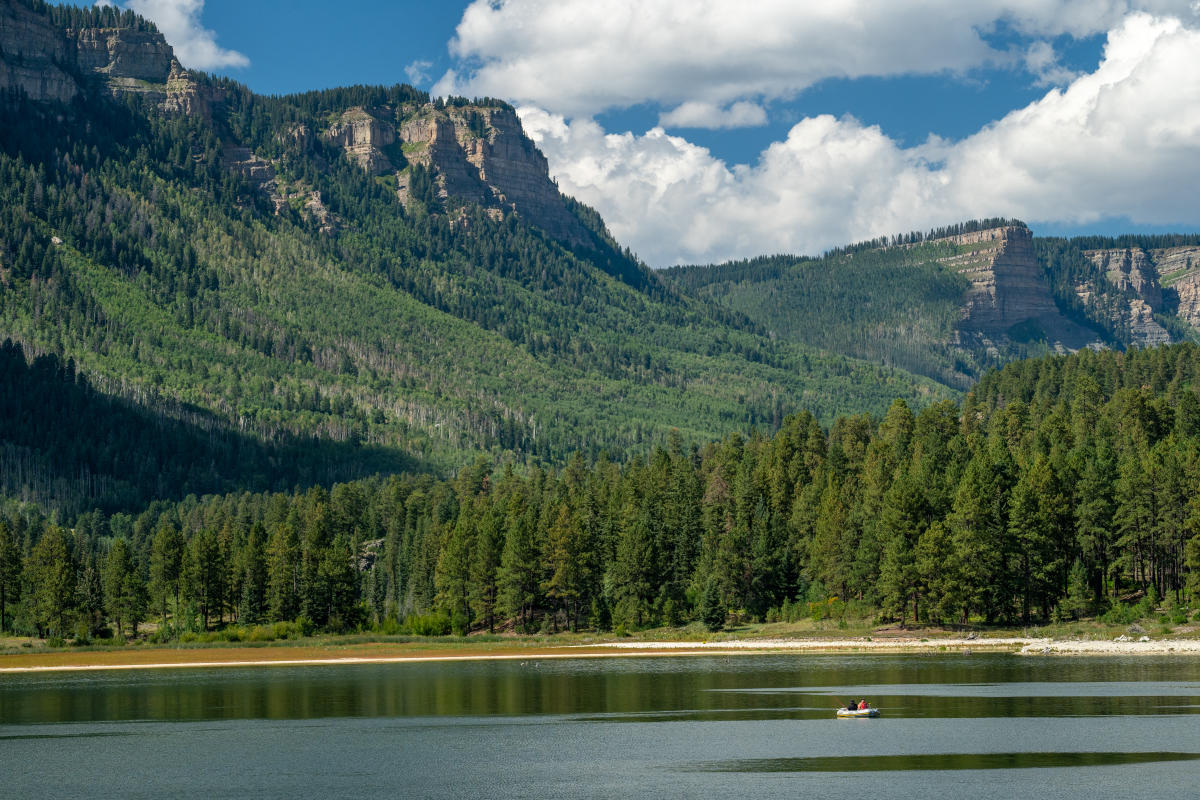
4, 633, 1200, 673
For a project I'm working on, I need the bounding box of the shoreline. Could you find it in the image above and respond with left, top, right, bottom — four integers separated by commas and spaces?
3, 634, 1200, 673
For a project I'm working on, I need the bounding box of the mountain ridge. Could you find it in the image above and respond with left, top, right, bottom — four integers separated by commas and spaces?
0, 0, 952, 515
665, 222, 1200, 390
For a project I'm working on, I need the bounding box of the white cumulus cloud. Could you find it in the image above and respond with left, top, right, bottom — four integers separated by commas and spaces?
126, 0, 249, 69
438, 0, 1198, 118
1023, 41, 1080, 86
521, 14, 1200, 265
405, 59, 433, 86
658, 101, 768, 130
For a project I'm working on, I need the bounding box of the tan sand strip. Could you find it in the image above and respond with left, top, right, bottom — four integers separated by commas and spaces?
5, 636, 1200, 673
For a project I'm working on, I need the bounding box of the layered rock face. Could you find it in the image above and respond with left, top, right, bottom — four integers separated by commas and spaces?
1085, 248, 1164, 309
458, 107, 590, 246
72, 27, 171, 83
1156, 246, 1200, 328
944, 226, 1061, 333
936, 226, 1102, 351
399, 112, 491, 205
1, 0, 175, 100
326, 104, 592, 248
326, 109, 397, 175
161, 61, 223, 121
1076, 246, 1194, 346
222, 145, 275, 187
1081, 248, 1170, 345
0, 0, 79, 101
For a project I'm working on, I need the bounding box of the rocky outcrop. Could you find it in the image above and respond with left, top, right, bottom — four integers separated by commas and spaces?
1172, 273, 1200, 329
71, 26, 171, 83
401, 105, 591, 246
325, 108, 397, 175
944, 226, 1060, 333
1, 0, 177, 101
0, 0, 79, 102
456, 106, 590, 246
161, 60, 223, 121
400, 112, 490, 204
321, 102, 592, 246
1152, 246, 1200, 329
304, 191, 337, 234
279, 123, 316, 153
1077, 246, 1189, 346
222, 145, 275, 187
1127, 299, 1171, 345
1085, 248, 1164, 310
936, 226, 1103, 352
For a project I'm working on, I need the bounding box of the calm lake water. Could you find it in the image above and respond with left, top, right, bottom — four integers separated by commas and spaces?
3, 653, 1200, 798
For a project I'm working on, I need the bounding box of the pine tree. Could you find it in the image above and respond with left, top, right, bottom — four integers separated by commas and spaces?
700, 576, 726, 632
184, 529, 224, 630
148, 523, 184, 632
877, 470, 929, 626
542, 503, 583, 631
24, 526, 76, 638
497, 491, 540, 631
267, 523, 300, 622
102, 538, 144, 638
239, 522, 268, 624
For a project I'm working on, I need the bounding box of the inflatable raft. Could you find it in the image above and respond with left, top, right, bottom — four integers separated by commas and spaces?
836, 707, 880, 718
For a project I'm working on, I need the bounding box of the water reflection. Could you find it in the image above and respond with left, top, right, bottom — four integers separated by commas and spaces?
3, 654, 1200, 725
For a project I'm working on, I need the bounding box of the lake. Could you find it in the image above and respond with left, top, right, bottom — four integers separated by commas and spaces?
2, 653, 1200, 798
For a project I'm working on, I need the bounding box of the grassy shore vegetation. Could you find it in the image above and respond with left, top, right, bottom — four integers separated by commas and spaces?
4, 344, 1200, 648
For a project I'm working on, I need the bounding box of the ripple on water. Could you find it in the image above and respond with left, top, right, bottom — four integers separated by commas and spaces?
690, 751, 1200, 772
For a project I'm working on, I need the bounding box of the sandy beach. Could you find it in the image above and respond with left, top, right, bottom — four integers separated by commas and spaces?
4, 633, 1200, 673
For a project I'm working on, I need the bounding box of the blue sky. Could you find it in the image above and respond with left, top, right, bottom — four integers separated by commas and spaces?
97, 1, 1200, 265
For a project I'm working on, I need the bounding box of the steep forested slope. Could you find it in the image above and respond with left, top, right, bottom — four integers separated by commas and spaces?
0, 1, 949, 514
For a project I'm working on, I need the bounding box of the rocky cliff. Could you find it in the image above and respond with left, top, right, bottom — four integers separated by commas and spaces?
72, 26, 171, 84
1078, 248, 1170, 345
4, 0, 592, 250
1074, 245, 1200, 345
325, 104, 592, 248
935, 226, 1101, 350
0, 0, 79, 102
326, 108, 398, 174
1156, 246, 1200, 328
1, 0, 176, 100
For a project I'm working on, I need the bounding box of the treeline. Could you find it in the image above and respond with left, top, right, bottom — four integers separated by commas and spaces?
663, 218, 1028, 292
5, 344, 1200, 640
24, 0, 159, 33
822, 218, 1027, 259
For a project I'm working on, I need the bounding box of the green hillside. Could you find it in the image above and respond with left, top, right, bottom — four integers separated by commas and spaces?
663, 239, 982, 388
0, 4, 950, 514
665, 224, 1200, 391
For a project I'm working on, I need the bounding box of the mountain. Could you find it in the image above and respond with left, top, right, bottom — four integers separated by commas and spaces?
0, 0, 949, 514
665, 222, 1200, 390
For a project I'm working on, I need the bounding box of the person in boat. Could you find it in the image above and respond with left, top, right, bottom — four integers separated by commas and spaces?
858, 699, 869, 710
